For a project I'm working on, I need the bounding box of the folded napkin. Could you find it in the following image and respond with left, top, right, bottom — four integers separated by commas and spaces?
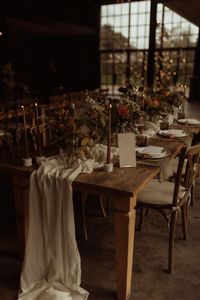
159, 129, 184, 137
178, 118, 200, 125
139, 121, 159, 139
166, 113, 174, 125
137, 146, 164, 157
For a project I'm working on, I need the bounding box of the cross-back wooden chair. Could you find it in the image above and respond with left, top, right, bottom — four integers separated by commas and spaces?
137, 143, 200, 273
184, 143, 200, 206
81, 192, 107, 240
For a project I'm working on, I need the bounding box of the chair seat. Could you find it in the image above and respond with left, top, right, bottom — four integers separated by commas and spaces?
138, 179, 186, 206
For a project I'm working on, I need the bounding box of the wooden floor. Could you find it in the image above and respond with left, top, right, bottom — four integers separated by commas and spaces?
0, 99, 200, 300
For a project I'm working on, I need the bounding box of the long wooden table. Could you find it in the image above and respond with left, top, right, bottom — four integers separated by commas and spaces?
0, 139, 185, 300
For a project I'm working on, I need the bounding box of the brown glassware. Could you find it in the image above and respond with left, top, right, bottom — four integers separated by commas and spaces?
136, 135, 147, 147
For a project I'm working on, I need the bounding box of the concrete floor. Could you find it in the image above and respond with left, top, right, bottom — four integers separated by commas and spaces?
0, 180, 200, 300
0, 100, 200, 300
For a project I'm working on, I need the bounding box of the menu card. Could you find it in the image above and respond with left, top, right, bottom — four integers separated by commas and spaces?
118, 133, 136, 168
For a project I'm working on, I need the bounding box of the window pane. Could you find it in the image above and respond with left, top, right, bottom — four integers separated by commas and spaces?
122, 3, 129, 15
131, 15, 138, 26
121, 15, 129, 26
100, 1, 197, 92
138, 14, 146, 25
107, 4, 114, 16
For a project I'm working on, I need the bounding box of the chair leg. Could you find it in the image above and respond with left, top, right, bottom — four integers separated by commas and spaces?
181, 204, 187, 240
168, 211, 177, 273
81, 193, 107, 240
190, 184, 195, 206
137, 206, 144, 231
81, 192, 88, 240
99, 195, 107, 218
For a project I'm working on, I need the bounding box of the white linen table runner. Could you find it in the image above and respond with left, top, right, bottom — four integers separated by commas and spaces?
18, 159, 89, 300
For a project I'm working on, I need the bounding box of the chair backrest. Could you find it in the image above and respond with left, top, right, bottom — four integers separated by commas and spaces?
172, 146, 187, 207
172, 143, 200, 207
184, 143, 200, 189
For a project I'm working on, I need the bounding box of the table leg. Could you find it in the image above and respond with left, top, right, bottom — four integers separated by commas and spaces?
114, 195, 137, 300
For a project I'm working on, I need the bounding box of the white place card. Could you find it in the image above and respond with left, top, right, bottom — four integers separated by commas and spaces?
118, 132, 136, 168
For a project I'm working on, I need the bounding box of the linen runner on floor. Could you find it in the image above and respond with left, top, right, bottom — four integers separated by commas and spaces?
18, 159, 89, 300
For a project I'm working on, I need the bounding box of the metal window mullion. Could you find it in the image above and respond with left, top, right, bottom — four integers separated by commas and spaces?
126, 0, 131, 84
147, 0, 157, 86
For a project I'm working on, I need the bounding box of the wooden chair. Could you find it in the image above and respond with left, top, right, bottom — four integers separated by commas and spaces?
137, 144, 200, 273
81, 192, 107, 240
169, 152, 200, 206
184, 144, 200, 206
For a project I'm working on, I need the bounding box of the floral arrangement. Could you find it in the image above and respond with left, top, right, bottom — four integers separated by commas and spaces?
47, 90, 108, 156
161, 86, 186, 109
135, 85, 186, 120
46, 82, 186, 158
47, 84, 143, 154
144, 88, 172, 117
111, 83, 141, 133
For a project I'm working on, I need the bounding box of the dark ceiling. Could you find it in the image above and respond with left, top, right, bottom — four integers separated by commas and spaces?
2, 0, 200, 37
161, 0, 200, 27
6, 17, 95, 37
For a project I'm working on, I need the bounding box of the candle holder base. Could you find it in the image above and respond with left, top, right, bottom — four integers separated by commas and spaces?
36, 155, 46, 165
22, 157, 32, 167
103, 162, 113, 172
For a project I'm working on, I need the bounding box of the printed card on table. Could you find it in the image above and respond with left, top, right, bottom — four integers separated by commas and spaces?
118, 133, 136, 168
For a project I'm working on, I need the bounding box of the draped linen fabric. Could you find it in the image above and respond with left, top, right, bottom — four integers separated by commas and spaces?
18, 159, 89, 300
18, 145, 119, 300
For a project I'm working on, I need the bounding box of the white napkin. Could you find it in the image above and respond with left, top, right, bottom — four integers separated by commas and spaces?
166, 113, 174, 125
88, 143, 119, 168
159, 129, 184, 137
142, 121, 159, 138
178, 118, 200, 125
137, 146, 164, 157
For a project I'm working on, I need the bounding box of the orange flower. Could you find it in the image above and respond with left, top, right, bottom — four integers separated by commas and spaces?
117, 105, 129, 117
161, 89, 170, 97
152, 98, 160, 107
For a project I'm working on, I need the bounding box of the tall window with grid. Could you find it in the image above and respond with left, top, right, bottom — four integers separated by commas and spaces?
100, 1, 199, 94
155, 4, 199, 87
100, 1, 150, 94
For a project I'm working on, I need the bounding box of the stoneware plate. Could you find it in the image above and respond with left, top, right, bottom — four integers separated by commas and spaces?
136, 146, 170, 159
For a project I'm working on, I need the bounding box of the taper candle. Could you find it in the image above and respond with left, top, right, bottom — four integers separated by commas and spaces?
21, 105, 29, 158
34, 102, 42, 156
106, 102, 112, 164
184, 84, 187, 98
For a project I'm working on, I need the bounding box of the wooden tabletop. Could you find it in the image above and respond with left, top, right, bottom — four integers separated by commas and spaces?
73, 164, 160, 197
0, 137, 184, 198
